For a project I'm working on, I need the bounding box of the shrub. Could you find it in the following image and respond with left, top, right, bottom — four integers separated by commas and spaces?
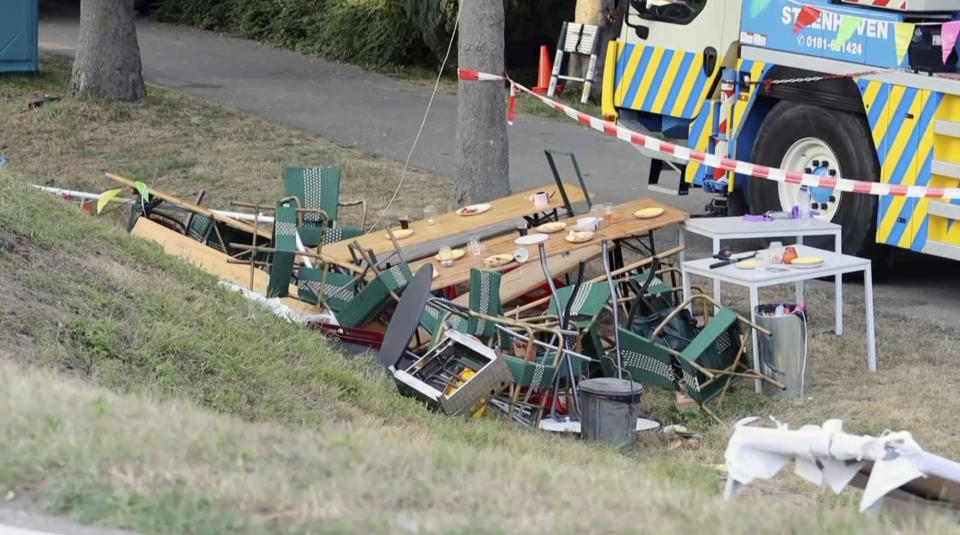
318, 0, 427, 66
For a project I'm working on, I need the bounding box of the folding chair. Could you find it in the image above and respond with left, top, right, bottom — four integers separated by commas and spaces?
421, 268, 503, 343
282, 165, 367, 246
544, 149, 591, 218
610, 294, 782, 422
300, 261, 413, 328
545, 281, 610, 359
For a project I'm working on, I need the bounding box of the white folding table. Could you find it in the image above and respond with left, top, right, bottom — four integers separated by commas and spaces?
680, 217, 842, 327
680, 245, 876, 391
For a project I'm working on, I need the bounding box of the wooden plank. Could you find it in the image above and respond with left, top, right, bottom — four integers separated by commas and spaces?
106, 173, 273, 240
412, 197, 687, 290
322, 183, 592, 263
130, 218, 316, 315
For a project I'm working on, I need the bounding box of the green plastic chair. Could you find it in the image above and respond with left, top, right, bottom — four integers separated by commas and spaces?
421, 269, 503, 340
266, 201, 300, 298
282, 165, 366, 246
546, 282, 611, 359
609, 295, 777, 421
300, 263, 414, 328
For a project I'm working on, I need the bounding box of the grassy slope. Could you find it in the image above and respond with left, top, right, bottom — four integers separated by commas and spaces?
1, 57, 959, 533
0, 171, 931, 535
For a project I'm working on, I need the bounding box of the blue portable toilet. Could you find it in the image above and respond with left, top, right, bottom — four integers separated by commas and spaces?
0, 0, 39, 74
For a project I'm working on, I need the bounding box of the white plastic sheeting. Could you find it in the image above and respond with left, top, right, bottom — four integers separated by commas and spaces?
724, 417, 960, 513
218, 281, 336, 325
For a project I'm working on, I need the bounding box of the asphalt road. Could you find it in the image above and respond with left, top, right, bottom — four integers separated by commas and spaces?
37, 8, 959, 328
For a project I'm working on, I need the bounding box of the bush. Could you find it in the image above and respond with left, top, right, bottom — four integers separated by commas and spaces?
153, 0, 425, 67
318, 0, 426, 65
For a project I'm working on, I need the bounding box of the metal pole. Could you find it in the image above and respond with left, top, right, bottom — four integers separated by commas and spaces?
538, 242, 581, 418
602, 240, 623, 379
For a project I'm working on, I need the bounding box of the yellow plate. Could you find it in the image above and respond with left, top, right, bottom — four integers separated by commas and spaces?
536, 221, 567, 234
736, 259, 758, 269
565, 230, 594, 243
384, 228, 414, 240
790, 256, 824, 267
483, 253, 514, 268
435, 248, 466, 262
634, 207, 665, 219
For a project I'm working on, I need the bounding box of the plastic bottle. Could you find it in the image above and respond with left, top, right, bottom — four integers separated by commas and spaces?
799, 187, 812, 223
775, 303, 786, 317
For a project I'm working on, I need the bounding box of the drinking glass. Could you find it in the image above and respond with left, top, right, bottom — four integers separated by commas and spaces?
468, 233, 484, 256
602, 202, 614, 224
423, 205, 437, 226
515, 219, 528, 237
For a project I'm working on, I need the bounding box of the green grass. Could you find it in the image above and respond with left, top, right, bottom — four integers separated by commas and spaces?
2, 56, 960, 534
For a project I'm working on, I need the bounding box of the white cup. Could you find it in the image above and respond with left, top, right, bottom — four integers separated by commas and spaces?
531, 191, 550, 208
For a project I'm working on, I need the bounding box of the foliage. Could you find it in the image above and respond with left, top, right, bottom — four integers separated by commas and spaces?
153, 0, 427, 67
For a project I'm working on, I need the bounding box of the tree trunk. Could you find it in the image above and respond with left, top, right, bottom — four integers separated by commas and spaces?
454, 0, 509, 207
70, 0, 146, 102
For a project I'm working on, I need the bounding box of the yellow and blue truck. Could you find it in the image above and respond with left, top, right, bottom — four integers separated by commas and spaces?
601, 0, 960, 258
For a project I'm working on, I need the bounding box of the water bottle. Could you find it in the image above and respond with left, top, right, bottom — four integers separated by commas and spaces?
799, 187, 812, 223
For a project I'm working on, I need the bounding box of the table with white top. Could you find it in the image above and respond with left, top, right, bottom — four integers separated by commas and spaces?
680, 217, 843, 333
680, 245, 876, 391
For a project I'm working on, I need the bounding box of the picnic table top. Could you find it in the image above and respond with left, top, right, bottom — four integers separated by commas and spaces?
411, 197, 687, 290
321, 183, 591, 263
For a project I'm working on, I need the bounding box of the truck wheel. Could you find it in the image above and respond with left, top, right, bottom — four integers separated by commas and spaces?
748, 101, 879, 256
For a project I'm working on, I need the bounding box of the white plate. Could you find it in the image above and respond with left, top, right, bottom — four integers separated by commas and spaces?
515, 233, 549, 245
456, 203, 491, 216
538, 417, 661, 434
790, 260, 825, 269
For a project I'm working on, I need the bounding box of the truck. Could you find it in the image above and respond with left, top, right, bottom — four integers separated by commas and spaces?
600, 0, 960, 259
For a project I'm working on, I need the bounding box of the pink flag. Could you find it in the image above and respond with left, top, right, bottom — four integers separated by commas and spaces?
943, 21, 960, 65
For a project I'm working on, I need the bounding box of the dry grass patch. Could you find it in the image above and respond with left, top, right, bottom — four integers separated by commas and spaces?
1, 55, 450, 226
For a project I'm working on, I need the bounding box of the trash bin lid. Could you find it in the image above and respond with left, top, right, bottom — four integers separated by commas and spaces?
578, 377, 644, 402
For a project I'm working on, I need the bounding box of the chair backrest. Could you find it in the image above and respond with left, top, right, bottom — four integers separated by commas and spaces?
298, 267, 356, 309
546, 282, 610, 322
282, 165, 342, 225
544, 149, 591, 216
467, 269, 503, 339
337, 263, 413, 328
615, 327, 678, 392
267, 201, 299, 298
678, 307, 742, 404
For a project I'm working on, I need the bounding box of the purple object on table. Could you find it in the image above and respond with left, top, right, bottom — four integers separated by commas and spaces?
743, 214, 770, 222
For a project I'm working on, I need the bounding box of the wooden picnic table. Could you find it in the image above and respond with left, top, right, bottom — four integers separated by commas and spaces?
411, 198, 687, 291
321, 183, 591, 264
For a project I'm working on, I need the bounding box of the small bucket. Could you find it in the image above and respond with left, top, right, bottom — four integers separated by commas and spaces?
578, 377, 644, 449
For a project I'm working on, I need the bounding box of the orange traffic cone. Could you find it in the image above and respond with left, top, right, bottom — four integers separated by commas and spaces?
532, 45, 552, 95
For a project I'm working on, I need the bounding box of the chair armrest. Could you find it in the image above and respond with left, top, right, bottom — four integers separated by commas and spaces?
339, 199, 368, 229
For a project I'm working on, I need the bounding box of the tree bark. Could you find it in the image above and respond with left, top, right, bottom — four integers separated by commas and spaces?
70, 0, 146, 102
454, 0, 509, 207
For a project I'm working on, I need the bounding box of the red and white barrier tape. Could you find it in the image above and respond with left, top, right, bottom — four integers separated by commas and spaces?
458, 68, 960, 200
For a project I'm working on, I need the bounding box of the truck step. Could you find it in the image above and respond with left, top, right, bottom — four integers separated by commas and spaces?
931, 159, 960, 180
934, 120, 960, 139
923, 240, 960, 261
927, 199, 960, 221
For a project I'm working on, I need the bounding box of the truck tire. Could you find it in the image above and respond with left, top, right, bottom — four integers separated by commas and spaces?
748, 101, 879, 256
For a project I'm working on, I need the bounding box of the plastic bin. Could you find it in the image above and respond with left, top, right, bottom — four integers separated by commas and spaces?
756, 304, 809, 398
578, 377, 644, 449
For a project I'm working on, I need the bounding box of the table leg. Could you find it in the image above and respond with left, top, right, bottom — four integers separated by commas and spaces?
712, 238, 721, 305
678, 226, 686, 262
681, 264, 692, 305
795, 235, 804, 302
834, 230, 843, 335
749, 285, 762, 393
864, 266, 877, 372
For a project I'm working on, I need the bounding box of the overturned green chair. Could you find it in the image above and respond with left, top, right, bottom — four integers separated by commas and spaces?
610, 294, 781, 422
299, 262, 413, 328
282, 165, 367, 246
422, 268, 503, 344
545, 282, 611, 359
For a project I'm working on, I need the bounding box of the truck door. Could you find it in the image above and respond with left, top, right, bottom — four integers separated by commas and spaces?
615, 0, 742, 120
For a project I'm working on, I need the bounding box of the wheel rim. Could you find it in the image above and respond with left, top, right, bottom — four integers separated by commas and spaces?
778, 137, 842, 222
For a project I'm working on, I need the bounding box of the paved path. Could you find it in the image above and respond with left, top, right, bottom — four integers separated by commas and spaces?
37, 8, 960, 328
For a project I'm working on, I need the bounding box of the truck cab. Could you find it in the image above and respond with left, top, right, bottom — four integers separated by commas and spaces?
602, 0, 960, 260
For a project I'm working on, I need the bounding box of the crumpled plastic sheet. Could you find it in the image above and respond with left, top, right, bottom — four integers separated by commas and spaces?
218, 281, 336, 325
724, 417, 960, 513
